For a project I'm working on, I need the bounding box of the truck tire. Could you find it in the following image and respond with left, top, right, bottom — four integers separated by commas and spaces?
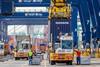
66, 61, 72, 65
15, 57, 19, 60
50, 61, 55, 65
69, 61, 72, 65
26, 57, 28, 60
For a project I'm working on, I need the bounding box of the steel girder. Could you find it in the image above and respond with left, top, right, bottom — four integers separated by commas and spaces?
0, 21, 8, 43
92, 0, 100, 39
78, 0, 91, 48
70, 0, 91, 48
71, 6, 78, 48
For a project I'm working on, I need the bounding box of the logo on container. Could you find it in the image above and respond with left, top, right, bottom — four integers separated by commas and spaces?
25, 13, 42, 16
56, 22, 69, 24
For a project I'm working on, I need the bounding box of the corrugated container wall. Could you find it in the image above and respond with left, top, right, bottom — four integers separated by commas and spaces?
49, 18, 71, 45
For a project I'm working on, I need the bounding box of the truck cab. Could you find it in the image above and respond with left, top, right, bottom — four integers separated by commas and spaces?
14, 40, 31, 60
49, 34, 73, 65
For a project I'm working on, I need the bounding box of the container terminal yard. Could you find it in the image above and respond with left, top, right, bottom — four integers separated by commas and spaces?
0, 0, 100, 67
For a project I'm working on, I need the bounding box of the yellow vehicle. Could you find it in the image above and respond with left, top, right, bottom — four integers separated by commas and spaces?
49, 35, 74, 65
48, 0, 73, 65
14, 40, 31, 60
49, 0, 71, 19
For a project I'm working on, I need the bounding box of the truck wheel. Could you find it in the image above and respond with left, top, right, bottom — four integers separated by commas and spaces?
68, 61, 72, 65
66, 61, 72, 65
50, 61, 55, 65
26, 57, 28, 60
15, 57, 20, 60
15, 57, 18, 60
66, 61, 68, 65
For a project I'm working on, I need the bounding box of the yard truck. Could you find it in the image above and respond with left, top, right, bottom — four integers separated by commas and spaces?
48, 0, 73, 65
14, 35, 31, 60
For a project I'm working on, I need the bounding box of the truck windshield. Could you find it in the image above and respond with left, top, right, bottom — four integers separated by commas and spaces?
18, 43, 29, 50
62, 40, 72, 49
23, 44, 29, 49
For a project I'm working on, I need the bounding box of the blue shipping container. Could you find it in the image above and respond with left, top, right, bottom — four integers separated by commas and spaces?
49, 18, 71, 49
1, 0, 13, 16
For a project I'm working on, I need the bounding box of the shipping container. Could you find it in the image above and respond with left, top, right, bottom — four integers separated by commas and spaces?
49, 18, 71, 49
1, 0, 13, 16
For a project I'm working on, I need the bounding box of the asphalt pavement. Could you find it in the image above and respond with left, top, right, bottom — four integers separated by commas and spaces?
0, 54, 100, 67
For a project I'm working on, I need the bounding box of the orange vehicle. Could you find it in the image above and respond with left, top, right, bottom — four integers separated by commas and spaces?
4, 44, 10, 56
14, 35, 31, 60
14, 40, 31, 60
0, 42, 10, 56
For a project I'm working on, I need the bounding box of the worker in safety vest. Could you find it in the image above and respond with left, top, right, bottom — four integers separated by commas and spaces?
28, 50, 33, 65
74, 49, 81, 65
